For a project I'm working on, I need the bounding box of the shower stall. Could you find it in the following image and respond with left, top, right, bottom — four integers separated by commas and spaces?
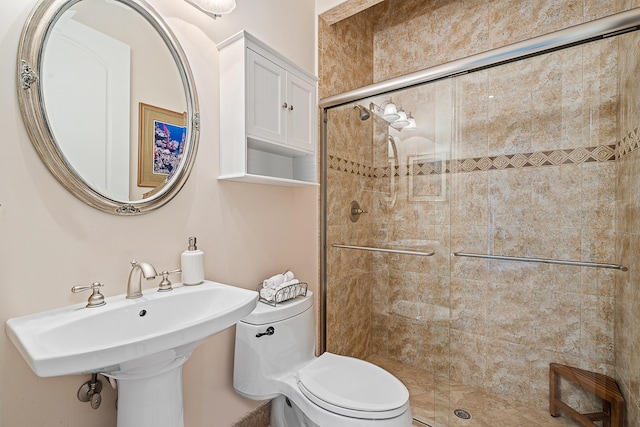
320, 7, 640, 427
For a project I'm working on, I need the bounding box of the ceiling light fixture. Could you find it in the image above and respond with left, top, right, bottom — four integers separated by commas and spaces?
370, 100, 417, 131
391, 108, 410, 129
185, 0, 236, 18
381, 99, 399, 122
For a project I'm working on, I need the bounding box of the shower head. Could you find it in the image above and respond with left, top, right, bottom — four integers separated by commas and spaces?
353, 104, 371, 121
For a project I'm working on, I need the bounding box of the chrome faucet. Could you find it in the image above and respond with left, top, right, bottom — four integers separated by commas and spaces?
126, 260, 158, 299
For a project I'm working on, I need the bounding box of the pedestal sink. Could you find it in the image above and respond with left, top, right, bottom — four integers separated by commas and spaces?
5, 280, 258, 427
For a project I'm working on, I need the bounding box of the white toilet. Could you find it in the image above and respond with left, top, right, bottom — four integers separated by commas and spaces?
234, 291, 412, 427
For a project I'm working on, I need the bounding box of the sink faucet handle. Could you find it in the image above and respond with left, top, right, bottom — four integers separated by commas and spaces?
71, 282, 106, 308
158, 269, 181, 292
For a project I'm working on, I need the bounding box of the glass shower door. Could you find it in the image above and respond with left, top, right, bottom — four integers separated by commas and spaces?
324, 31, 624, 427
324, 78, 455, 426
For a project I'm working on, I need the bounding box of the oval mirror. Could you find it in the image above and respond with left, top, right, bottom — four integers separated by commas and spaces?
17, 0, 200, 215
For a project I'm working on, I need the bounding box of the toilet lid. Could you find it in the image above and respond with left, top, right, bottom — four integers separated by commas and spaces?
296, 353, 409, 418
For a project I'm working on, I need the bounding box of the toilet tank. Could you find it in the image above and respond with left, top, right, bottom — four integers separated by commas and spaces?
234, 292, 315, 400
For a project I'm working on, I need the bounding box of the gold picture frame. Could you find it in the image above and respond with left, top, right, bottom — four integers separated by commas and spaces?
138, 102, 187, 188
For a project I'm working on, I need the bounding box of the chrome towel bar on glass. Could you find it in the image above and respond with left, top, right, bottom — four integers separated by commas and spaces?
331, 244, 434, 257
452, 252, 628, 271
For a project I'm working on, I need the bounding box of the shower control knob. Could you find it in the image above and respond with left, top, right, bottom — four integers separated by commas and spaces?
256, 326, 275, 338
349, 201, 367, 222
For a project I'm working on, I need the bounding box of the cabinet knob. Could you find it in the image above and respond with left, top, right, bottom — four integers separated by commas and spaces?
282, 102, 288, 109
289, 105, 294, 111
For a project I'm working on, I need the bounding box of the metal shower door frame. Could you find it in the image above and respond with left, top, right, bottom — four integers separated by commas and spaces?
319, 7, 640, 352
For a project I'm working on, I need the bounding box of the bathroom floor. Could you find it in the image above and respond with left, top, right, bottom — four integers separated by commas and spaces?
366, 355, 581, 427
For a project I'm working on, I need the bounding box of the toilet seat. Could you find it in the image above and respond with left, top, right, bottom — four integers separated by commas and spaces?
296, 353, 409, 420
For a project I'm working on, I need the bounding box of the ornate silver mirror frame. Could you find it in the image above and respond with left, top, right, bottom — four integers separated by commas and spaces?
17, 0, 200, 215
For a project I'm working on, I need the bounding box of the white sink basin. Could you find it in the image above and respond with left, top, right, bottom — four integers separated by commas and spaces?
7, 280, 258, 377
6, 280, 258, 427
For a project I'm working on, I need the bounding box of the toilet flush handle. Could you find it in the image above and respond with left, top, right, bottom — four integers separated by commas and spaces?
256, 326, 275, 338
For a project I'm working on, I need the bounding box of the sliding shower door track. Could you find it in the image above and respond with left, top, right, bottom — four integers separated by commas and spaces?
319, 8, 640, 109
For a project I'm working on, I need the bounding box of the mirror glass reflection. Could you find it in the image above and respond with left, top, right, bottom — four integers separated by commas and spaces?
41, 0, 187, 202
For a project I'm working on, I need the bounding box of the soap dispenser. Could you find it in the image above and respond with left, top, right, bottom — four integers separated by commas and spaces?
181, 237, 204, 285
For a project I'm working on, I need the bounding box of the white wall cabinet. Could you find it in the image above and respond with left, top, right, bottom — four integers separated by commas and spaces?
218, 31, 318, 186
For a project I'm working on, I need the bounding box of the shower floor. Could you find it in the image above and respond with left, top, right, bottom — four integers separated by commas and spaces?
365, 355, 581, 427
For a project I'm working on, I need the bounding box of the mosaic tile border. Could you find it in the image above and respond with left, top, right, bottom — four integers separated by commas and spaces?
617, 127, 640, 158
329, 143, 626, 177
449, 144, 616, 174
328, 154, 375, 177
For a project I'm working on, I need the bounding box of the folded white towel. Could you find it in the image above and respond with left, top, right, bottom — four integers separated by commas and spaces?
278, 278, 299, 290
262, 271, 295, 289
262, 273, 286, 289
260, 288, 276, 301
260, 278, 300, 302
283, 270, 295, 282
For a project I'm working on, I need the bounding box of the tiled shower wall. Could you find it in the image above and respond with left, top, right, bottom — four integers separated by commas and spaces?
616, 29, 640, 424
319, 0, 626, 98
325, 107, 375, 358
459, 40, 619, 408
321, 0, 640, 422
321, 2, 375, 358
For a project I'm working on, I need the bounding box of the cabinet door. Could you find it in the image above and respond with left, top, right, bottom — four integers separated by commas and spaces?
246, 49, 286, 144
286, 72, 316, 153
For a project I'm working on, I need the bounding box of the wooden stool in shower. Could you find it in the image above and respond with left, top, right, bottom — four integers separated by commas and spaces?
549, 363, 624, 427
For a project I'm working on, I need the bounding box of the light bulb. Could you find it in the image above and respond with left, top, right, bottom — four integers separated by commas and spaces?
392, 109, 409, 129
382, 100, 399, 123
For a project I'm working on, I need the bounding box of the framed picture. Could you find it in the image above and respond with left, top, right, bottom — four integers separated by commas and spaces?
138, 103, 187, 188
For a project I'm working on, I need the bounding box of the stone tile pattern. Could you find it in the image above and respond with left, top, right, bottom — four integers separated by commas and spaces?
615, 27, 640, 427
318, 5, 376, 99
320, 0, 640, 423
319, 0, 624, 100
325, 103, 377, 359
320, 0, 385, 26
371, 354, 580, 427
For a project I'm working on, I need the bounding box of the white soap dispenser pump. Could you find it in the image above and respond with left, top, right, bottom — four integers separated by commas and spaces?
181, 236, 204, 285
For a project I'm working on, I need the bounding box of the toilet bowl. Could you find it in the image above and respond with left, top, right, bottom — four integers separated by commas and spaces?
233, 291, 412, 427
